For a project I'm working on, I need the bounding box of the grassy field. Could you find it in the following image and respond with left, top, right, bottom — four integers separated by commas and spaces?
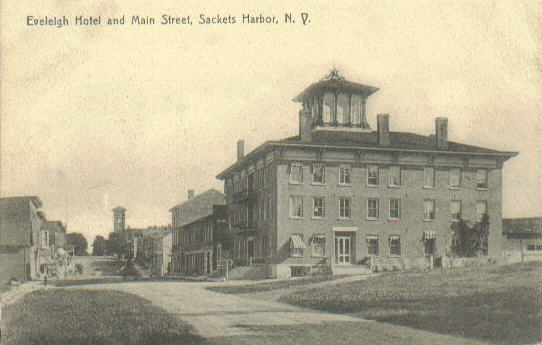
207, 275, 338, 294
280, 262, 542, 345
1, 289, 205, 345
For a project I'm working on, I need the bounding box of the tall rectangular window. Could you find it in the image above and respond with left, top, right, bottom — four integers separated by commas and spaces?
367, 235, 379, 256
476, 169, 488, 189
311, 235, 326, 257
289, 162, 303, 184
312, 163, 325, 184
389, 236, 401, 256
367, 198, 379, 219
389, 166, 401, 187
339, 197, 351, 218
476, 201, 487, 222
339, 165, 351, 185
289, 196, 303, 218
450, 200, 462, 221
450, 168, 461, 188
389, 199, 400, 220
424, 167, 435, 188
367, 165, 379, 186
423, 199, 436, 221
313, 197, 325, 218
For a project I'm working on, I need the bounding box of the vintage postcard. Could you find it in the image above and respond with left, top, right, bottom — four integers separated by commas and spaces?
1, 0, 541, 344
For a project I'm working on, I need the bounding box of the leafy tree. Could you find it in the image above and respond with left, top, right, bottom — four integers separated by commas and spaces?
67, 232, 88, 256
106, 231, 131, 258
450, 214, 490, 257
92, 235, 108, 256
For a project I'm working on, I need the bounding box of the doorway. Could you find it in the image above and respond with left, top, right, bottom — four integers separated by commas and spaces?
335, 233, 352, 264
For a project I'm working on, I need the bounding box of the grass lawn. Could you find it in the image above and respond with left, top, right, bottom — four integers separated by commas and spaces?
1, 289, 205, 345
207, 275, 338, 294
280, 262, 542, 345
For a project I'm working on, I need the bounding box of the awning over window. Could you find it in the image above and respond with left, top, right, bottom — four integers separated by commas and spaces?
389, 235, 401, 241
312, 234, 326, 240
366, 235, 378, 241
290, 234, 306, 249
424, 231, 436, 239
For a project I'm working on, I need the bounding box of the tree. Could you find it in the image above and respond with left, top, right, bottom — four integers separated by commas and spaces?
92, 235, 108, 256
450, 214, 490, 257
106, 231, 131, 258
67, 232, 88, 256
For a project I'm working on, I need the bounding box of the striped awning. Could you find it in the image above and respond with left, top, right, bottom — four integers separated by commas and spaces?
290, 234, 306, 249
424, 231, 436, 239
366, 235, 378, 241
389, 235, 401, 241
312, 234, 326, 240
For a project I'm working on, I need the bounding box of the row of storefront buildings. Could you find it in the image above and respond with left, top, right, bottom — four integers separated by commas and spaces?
118, 70, 522, 279
0, 196, 71, 283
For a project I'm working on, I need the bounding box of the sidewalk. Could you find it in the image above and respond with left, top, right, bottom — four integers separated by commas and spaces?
1, 281, 46, 307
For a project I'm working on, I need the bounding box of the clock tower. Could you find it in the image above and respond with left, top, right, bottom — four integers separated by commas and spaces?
112, 206, 126, 233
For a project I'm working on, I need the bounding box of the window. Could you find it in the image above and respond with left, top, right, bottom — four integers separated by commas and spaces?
289, 196, 303, 218
389, 235, 401, 256
311, 235, 326, 257
290, 234, 305, 257
424, 167, 435, 188
337, 93, 349, 124
450, 168, 461, 188
367, 165, 379, 186
423, 199, 436, 221
389, 199, 400, 220
450, 200, 462, 222
389, 166, 401, 187
312, 163, 325, 184
289, 162, 303, 184
476, 169, 488, 189
339, 165, 351, 185
367, 235, 379, 256
339, 197, 351, 218
351, 95, 362, 125
313, 197, 325, 218
527, 245, 542, 251
322, 92, 335, 123
476, 201, 487, 222
367, 198, 379, 219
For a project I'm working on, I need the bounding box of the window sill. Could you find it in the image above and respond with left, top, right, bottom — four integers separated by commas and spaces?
289, 217, 304, 220
311, 217, 326, 220
365, 217, 380, 221
450, 219, 460, 223
423, 186, 436, 190
423, 219, 436, 222
311, 182, 325, 186
388, 255, 402, 258
449, 186, 461, 190
388, 185, 401, 189
476, 187, 489, 191
338, 218, 353, 221
388, 218, 401, 222
338, 183, 352, 187
289, 182, 303, 185
311, 255, 327, 258
366, 184, 379, 188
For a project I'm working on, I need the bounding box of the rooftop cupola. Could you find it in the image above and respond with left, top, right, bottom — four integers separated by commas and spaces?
293, 69, 379, 139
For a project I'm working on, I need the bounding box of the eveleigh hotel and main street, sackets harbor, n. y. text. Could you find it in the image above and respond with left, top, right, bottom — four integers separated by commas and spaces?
26, 13, 310, 28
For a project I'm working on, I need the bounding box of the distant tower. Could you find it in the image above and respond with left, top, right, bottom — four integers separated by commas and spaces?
112, 206, 126, 232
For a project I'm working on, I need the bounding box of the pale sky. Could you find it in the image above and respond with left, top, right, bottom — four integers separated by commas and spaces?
1, 0, 541, 244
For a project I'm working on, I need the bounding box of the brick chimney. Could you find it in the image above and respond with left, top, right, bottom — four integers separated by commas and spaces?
377, 114, 390, 146
187, 189, 195, 200
435, 117, 448, 149
237, 140, 244, 161
299, 105, 312, 143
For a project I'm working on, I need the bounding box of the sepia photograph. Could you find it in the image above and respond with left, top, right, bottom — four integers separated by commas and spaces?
1, 0, 541, 344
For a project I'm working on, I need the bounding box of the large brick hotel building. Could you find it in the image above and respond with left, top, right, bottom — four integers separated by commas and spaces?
217, 70, 517, 278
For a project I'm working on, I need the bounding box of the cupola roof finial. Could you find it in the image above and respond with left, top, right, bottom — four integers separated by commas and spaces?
321, 68, 345, 81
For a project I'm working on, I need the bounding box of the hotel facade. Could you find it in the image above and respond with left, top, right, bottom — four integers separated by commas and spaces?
217, 70, 517, 278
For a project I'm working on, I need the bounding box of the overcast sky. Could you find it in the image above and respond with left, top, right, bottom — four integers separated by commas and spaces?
1, 0, 541, 244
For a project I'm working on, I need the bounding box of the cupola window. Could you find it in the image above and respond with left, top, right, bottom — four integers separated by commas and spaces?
336, 93, 349, 125
350, 94, 362, 125
322, 92, 335, 123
